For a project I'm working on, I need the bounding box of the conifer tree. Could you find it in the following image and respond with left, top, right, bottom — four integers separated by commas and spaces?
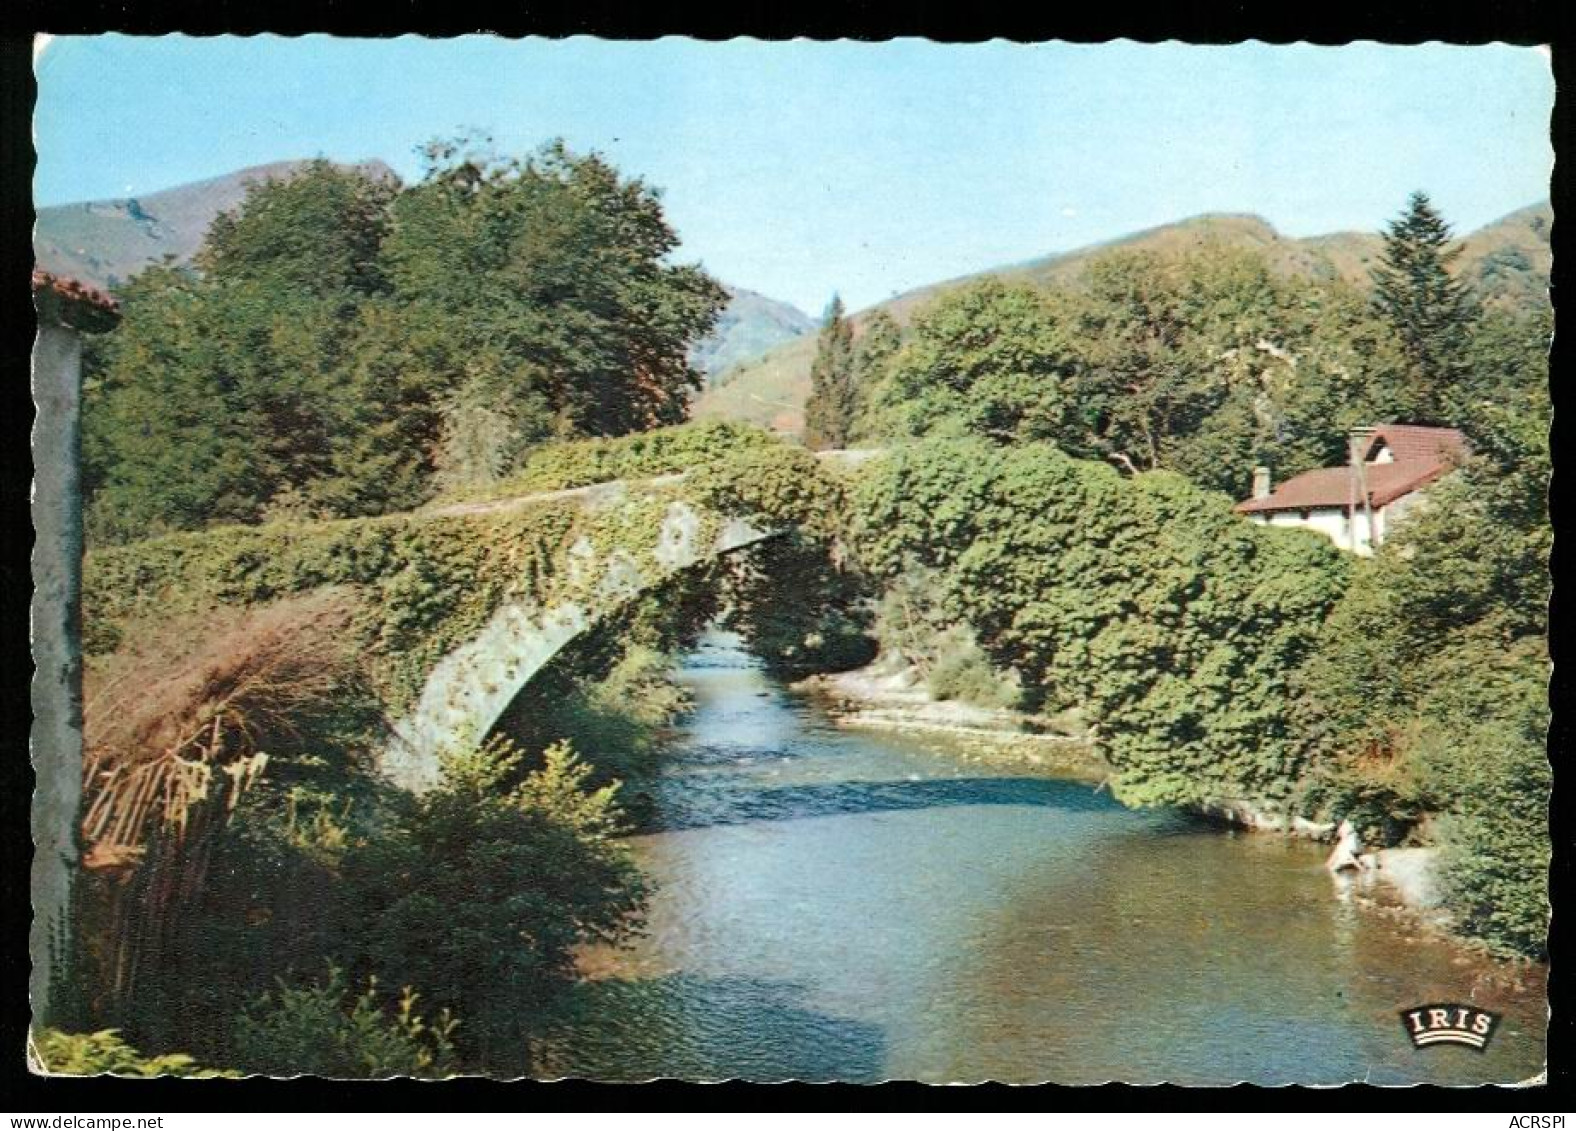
1371, 191, 1479, 422
803, 295, 857, 450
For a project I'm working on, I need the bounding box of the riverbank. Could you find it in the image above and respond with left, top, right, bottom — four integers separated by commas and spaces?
797, 656, 1462, 925
794, 659, 1109, 780
554, 640, 1549, 1084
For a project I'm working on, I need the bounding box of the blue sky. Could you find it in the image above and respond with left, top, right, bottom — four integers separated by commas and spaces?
34, 36, 1553, 314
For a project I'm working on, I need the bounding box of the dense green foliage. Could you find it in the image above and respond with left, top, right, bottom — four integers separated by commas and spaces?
235, 968, 458, 1078
686, 442, 847, 541
1371, 191, 1481, 422
858, 249, 1424, 497
83, 146, 726, 543
864, 279, 1073, 446
31, 1028, 235, 1078
849, 439, 1350, 806
342, 738, 646, 1068
384, 140, 725, 442
803, 295, 858, 450
1290, 441, 1550, 954
848, 309, 902, 430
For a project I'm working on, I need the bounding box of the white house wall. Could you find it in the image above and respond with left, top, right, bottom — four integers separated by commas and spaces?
1252, 505, 1379, 555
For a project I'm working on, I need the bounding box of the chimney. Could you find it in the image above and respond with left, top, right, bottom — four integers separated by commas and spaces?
1252, 466, 1271, 500
1349, 425, 1378, 465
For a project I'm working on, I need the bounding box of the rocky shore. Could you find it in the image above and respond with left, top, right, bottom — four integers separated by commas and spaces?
795, 660, 1109, 778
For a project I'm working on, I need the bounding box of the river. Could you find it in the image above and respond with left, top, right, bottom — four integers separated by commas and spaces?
541, 634, 1547, 1085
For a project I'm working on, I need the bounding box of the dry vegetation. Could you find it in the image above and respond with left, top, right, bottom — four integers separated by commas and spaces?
77, 590, 368, 1010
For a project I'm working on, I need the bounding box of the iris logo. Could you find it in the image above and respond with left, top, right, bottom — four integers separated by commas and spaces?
1400, 1003, 1501, 1051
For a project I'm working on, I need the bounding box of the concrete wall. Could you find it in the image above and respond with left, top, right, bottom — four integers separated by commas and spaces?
30, 324, 83, 1027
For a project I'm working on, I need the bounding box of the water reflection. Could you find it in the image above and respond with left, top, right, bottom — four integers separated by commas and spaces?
647, 773, 1130, 833
547, 634, 1547, 1084
544, 975, 886, 1083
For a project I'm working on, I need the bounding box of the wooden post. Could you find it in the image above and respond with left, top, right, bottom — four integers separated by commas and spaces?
1349, 428, 1377, 554
1347, 438, 1359, 553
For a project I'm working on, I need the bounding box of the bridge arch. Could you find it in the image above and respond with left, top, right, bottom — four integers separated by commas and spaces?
83, 446, 878, 794
379, 497, 777, 790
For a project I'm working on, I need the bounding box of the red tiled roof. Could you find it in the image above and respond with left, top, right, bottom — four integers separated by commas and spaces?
1363, 424, 1469, 464
1236, 462, 1448, 514
1235, 425, 1468, 515
32, 268, 120, 332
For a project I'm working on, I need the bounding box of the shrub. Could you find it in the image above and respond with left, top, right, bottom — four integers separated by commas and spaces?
1433, 720, 1550, 958
441, 419, 779, 503
849, 438, 1349, 807
927, 628, 1022, 710
234, 967, 457, 1079
1289, 460, 1549, 956
343, 737, 647, 1070
30, 1028, 234, 1078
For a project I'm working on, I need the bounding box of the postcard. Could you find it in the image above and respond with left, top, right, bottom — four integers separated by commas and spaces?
28, 35, 1553, 1086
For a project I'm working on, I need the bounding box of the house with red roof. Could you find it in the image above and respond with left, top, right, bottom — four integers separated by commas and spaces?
1234, 424, 1469, 556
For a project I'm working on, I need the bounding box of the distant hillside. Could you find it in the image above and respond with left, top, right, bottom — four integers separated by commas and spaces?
34, 159, 400, 289
1453, 201, 1554, 311
689, 286, 816, 381
37, 160, 813, 382
696, 203, 1552, 432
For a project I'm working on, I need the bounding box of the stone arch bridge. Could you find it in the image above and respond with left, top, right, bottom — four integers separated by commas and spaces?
385, 448, 878, 788
83, 449, 880, 792
380, 482, 774, 789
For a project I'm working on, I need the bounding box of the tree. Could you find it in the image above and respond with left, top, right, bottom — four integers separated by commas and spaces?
83, 142, 730, 538
848, 308, 902, 442
802, 295, 857, 450
196, 159, 396, 299
849, 437, 1350, 806
1371, 191, 1480, 421
382, 140, 727, 459
870, 280, 1073, 446
84, 164, 414, 540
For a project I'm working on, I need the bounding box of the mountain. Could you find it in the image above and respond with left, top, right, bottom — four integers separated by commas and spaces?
38, 162, 1546, 427
689, 286, 816, 381
34, 159, 400, 290
1452, 201, 1554, 311
36, 161, 815, 381
694, 203, 1552, 432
